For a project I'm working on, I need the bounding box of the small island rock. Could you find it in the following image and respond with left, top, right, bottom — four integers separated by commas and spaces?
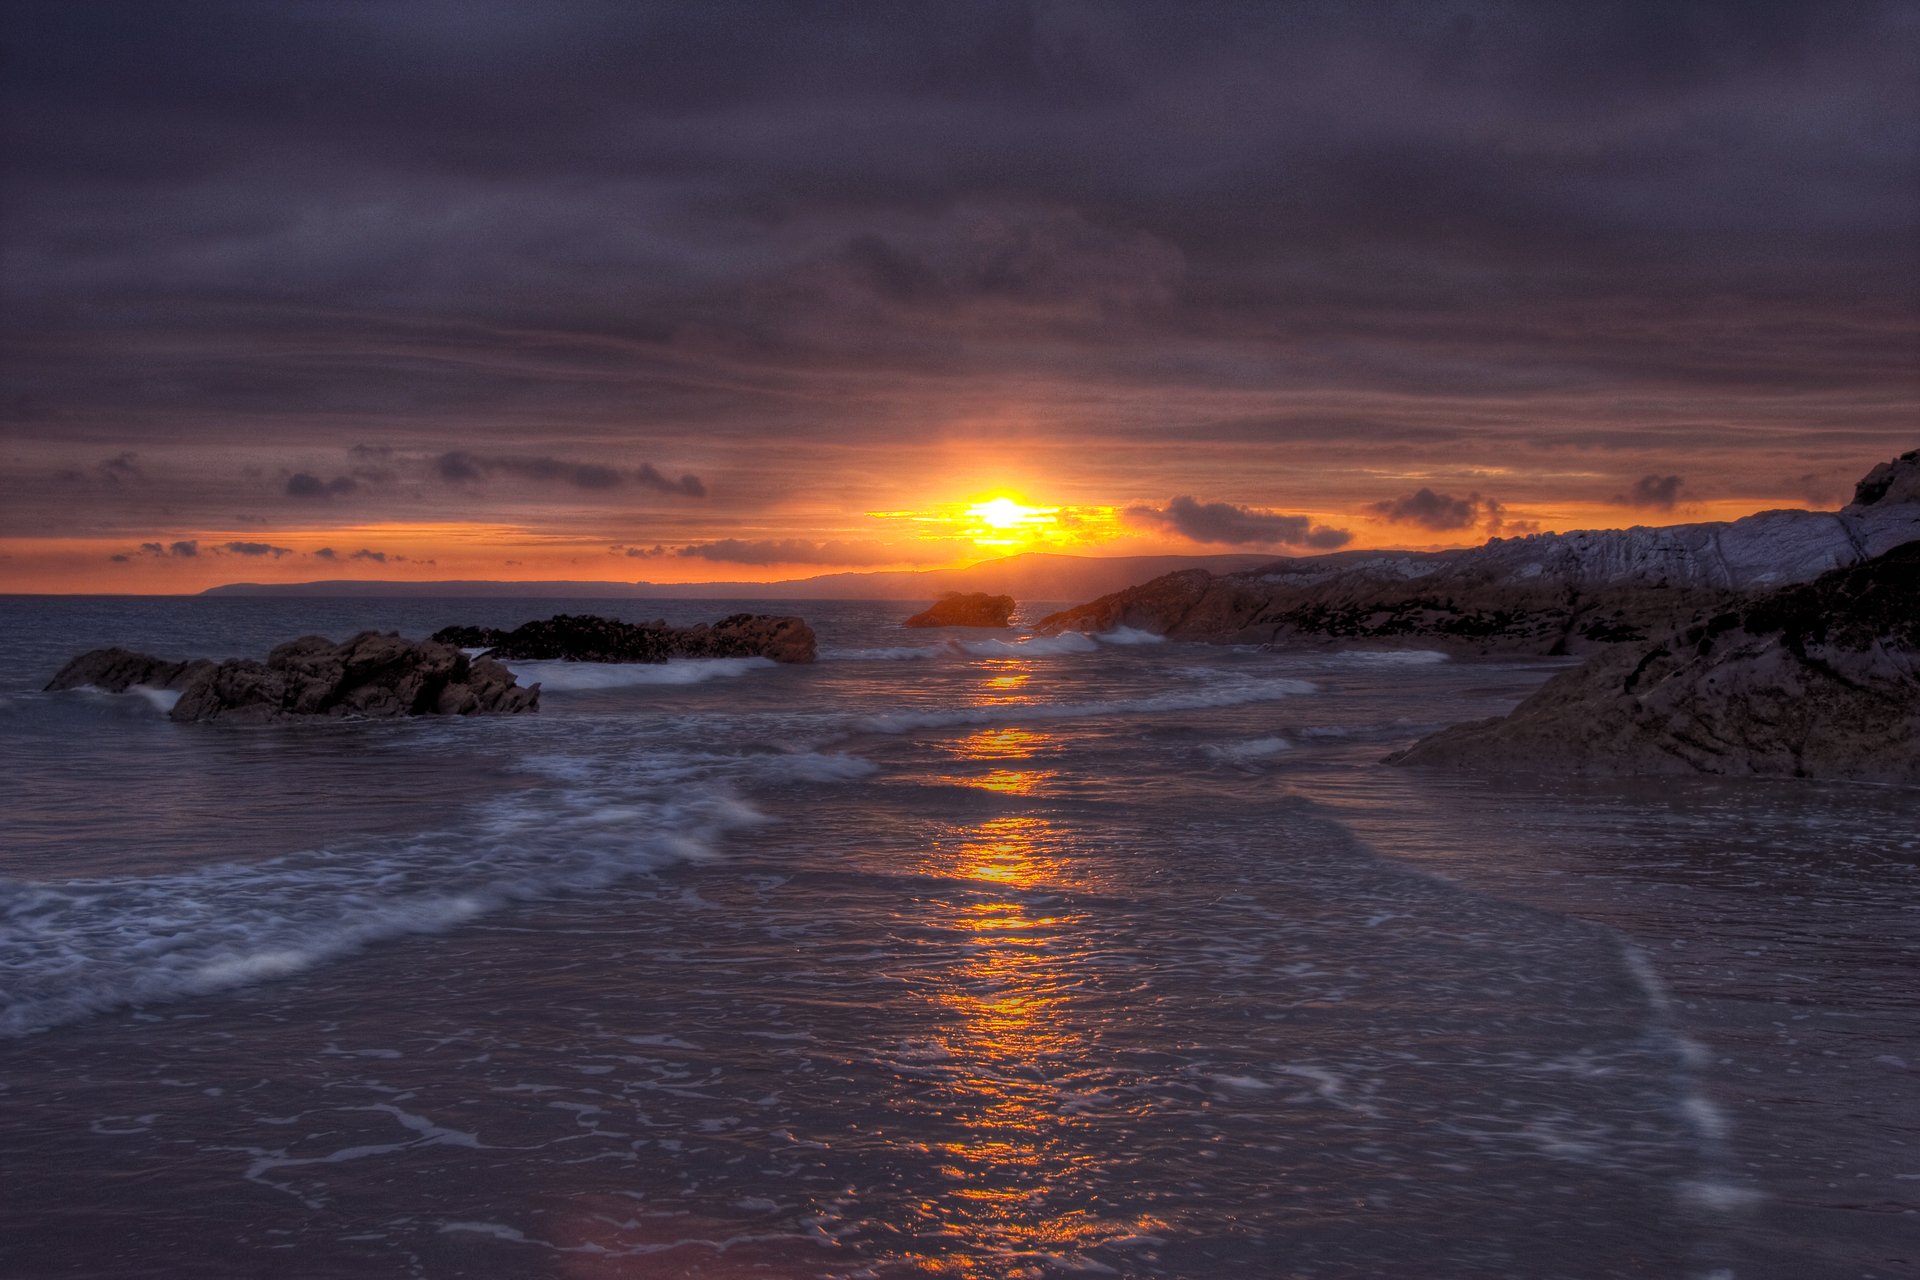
433, 612, 817, 664
903, 592, 1016, 628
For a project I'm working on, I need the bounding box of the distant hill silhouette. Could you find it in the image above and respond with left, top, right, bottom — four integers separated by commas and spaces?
200, 551, 1281, 602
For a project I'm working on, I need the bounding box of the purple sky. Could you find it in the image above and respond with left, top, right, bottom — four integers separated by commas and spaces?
2, 1, 1915, 588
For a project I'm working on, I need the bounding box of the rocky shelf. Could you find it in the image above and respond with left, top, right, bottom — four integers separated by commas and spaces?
1387, 541, 1920, 782
47, 632, 539, 723
432, 612, 817, 664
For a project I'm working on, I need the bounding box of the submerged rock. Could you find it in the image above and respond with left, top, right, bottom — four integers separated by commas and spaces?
1387, 542, 1920, 782
47, 633, 539, 723
434, 612, 817, 664
903, 592, 1016, 628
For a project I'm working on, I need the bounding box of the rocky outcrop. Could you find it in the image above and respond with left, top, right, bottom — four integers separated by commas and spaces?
434, 612, 817, 664
1388, 543, 1920, 782
47, 633, 538, 722
1039, 449, 1920, 655
1854, 448, 1920, 507
45, 648, 214, 695
903, 592, 1016, 628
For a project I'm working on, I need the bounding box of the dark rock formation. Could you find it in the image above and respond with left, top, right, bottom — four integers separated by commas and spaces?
1854, 447, 1920, 507
45, 647, 213, 695
47, 633, 538, 722
1039, 448, 1920, 656
1388, 543, 1920, 782
903, 592, 1016, 628
434, 612, 817, 664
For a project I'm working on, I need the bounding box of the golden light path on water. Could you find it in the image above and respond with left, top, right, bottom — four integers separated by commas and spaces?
898, 658, 1166, 1276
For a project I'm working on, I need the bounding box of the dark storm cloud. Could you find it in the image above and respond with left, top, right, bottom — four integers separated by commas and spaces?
4, 0, 1914, 533
1616, 474, 1686, 509
1372, 488, 1513, 533
435, 452, 704, 496
286, 473, 359, 499
1126, 496, 1352, 548
219, 540, 292, 557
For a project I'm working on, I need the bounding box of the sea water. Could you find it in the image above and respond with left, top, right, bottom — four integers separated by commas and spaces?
0, 596, 1913, 1279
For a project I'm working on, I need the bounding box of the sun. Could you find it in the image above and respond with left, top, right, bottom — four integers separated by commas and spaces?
866, 492, 1125, 555
967, 497, 1052, 530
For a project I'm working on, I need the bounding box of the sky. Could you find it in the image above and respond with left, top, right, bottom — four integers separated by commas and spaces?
2, 0, 1915, 592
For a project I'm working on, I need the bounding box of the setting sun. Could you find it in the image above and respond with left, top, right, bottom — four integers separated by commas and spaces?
966, 497, 1052, 530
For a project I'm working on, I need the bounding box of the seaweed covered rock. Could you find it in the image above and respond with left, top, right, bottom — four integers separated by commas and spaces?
1388, 542, 1920, 782
436, 612, 816, 664
48, 633, 539, 723
903, 592, 1016, 628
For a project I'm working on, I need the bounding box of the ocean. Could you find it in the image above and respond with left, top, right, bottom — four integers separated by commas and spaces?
1, 595, 1914, 1279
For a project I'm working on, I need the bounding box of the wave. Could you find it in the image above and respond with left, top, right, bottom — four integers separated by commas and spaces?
505, 656, 775, 689
954, 632, 1100, 658
819, 645, 947, 662
1330, 649, 1450, 665
858, 678, 1314, 734
1204, 735, 1293, 766
827, 630, 1136, 662
0, 779, 762, 1038
1095, 625, 1166, 646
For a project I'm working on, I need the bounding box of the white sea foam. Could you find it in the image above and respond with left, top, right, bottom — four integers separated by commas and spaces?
1332, 649, 1450, 665
130, 686, 183, 713
820, 645, 947, 662
955, 632, 1100, 658
1095, 625, 1165, 646
1204, 736, 1292, 766
859, 679, 1314, 734
506, 656, 775, 689
0, 768, 764, 1038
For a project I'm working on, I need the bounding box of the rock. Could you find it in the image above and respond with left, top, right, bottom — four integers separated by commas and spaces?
1387, 541, 1920, 782
1853, 447, 1920, 507
50, 633, 539, 722
45, 647, 214, 694
430, 624, 502, 649
903, 592, 1016, 628
441, 612, 817, 664
1039, 447, 1920, 655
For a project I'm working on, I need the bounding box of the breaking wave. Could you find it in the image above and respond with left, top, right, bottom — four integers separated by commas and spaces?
858, 678, 1315, 734
1205, 735, 1293, 766
505, 656, 776, 689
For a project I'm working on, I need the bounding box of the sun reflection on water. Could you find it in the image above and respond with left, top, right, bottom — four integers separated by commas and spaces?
890, 743, 1163, 1274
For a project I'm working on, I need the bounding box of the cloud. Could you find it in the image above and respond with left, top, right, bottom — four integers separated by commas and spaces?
1125, 496, 1352, 548
115, 539, 201, 561
1615, 474, 1685, 509
97, 451, 141, 482
437, 452, 704, 496
1373, 487, 1532, 534
314, 546, 399, 563
57, 452, 144, 485
286, 472, 359, 499
219, 540, 292, 557
635, 464, 707, 498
